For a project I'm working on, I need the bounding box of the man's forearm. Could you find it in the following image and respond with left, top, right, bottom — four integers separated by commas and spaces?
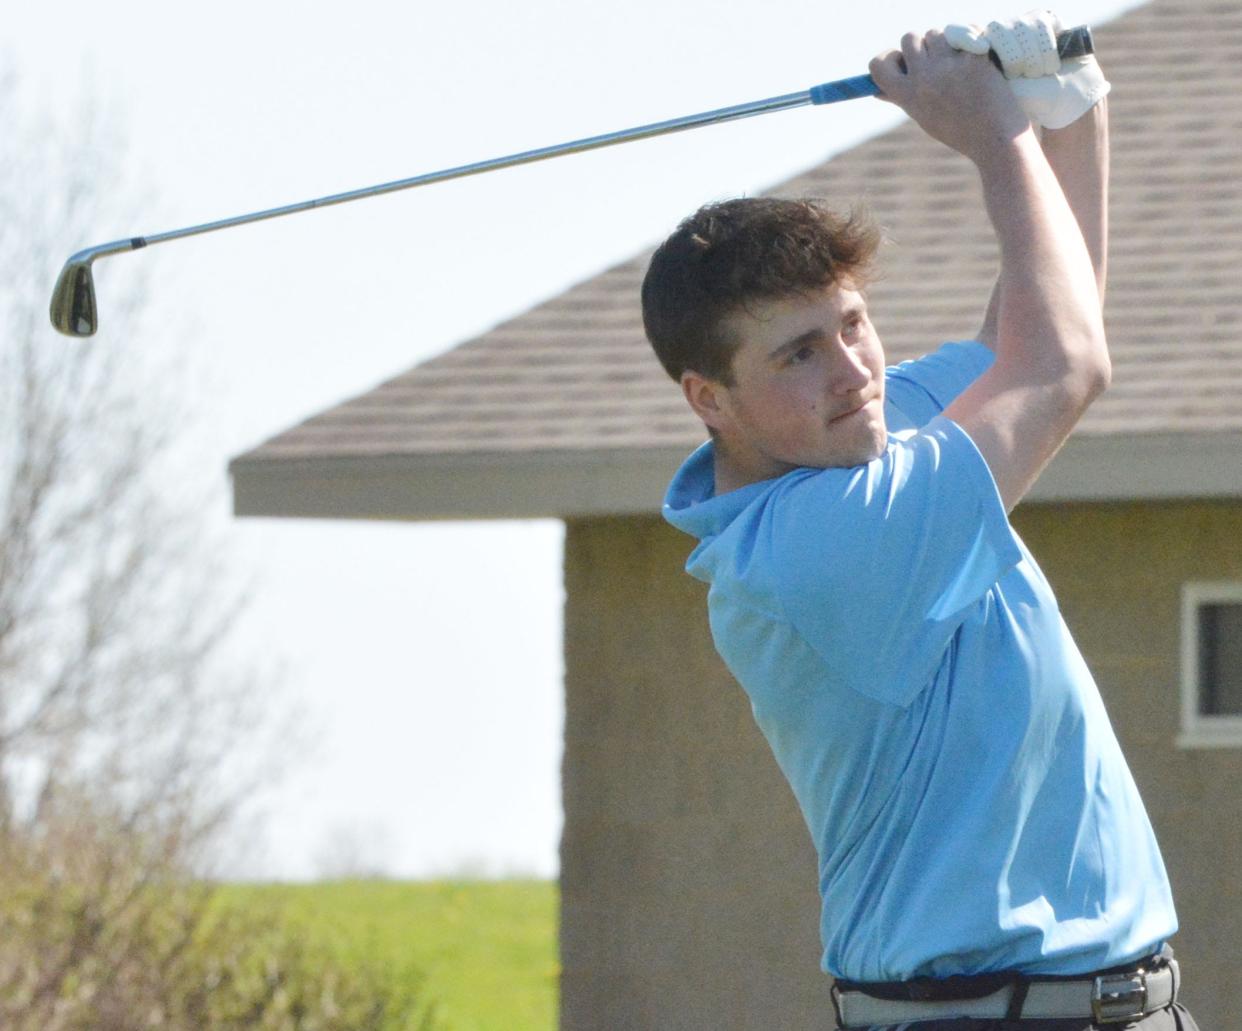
977, 131, 1105, 381
978, 99, 1110, 346
1041, 96, 1110, 301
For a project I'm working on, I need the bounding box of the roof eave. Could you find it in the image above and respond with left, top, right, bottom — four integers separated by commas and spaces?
1025, 428, 1242, 505
229, 446, 692, 521
229, 429, 1242, 522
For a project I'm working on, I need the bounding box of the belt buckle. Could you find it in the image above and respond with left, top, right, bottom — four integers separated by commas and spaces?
1092, 971, 1148, 1023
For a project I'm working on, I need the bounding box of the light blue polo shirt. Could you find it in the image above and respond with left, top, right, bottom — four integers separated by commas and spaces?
663, 341, 1177, 982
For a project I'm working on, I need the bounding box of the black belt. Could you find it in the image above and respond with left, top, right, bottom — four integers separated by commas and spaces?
831, 950, 1179, 1027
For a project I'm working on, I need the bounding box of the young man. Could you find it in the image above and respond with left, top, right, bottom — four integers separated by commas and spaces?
642, 13, 1201, 1030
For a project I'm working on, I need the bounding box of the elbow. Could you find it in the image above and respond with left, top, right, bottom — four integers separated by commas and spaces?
1087, 350, 1111, 400
1088, 323, 1112, 397
1069, 332, 1111, 411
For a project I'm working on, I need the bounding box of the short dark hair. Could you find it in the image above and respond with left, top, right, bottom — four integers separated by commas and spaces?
641, 197, 881, 384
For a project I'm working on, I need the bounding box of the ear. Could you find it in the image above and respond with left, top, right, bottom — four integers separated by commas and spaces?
680, 369, 730, 433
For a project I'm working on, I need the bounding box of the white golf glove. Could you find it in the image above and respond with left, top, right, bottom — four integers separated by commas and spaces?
945, 10, 1110, 129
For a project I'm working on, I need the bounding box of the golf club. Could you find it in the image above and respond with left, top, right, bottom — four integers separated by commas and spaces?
50, 26, 1093, 338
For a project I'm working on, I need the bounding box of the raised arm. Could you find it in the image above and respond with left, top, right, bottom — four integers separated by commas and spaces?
978, 98, 1110, 346
871, 30, 1109, 512
1042, 98, 1110, 301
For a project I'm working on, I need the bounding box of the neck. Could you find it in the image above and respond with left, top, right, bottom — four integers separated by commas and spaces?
711, 439, 790, 496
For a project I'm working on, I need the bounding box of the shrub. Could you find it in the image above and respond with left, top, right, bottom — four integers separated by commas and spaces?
0, 787, 439, 1031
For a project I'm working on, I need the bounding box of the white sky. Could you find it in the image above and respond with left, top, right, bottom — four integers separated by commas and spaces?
8, 0, 1137, 880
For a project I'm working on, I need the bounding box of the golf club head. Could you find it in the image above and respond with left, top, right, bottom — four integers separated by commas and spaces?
50, 257, 98, 337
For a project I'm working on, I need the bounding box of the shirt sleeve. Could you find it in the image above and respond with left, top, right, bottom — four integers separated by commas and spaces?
884, 340, 995, 429
767, 414, 1021, 708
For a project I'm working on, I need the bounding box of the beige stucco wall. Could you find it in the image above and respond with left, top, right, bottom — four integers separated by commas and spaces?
561, 516, 831, 1031
561, 502, 1242, 1030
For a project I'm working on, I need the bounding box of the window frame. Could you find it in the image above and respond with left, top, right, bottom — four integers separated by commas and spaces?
1178, 581, 1242, 749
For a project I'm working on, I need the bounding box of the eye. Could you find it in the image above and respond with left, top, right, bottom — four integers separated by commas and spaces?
787, 345, 815, 366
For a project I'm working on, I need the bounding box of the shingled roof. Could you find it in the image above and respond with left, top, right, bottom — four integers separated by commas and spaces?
231, 0, 1242, 521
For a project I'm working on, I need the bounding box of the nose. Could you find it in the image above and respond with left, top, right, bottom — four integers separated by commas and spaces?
831, 341, 871, 394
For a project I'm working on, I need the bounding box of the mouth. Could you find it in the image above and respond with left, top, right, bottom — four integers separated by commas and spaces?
828, 398, 874, 425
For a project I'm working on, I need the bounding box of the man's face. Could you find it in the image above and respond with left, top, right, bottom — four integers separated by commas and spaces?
686, 281, 888, 486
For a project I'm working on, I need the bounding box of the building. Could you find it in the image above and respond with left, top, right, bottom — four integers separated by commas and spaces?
230, 0, 1242, 1024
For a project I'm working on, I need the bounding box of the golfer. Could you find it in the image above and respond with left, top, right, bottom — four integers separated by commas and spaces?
643, 12, 1200, 1030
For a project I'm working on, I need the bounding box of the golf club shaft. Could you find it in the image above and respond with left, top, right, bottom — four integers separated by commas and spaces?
49, 26, 1094, 336
97, 81, 881, 257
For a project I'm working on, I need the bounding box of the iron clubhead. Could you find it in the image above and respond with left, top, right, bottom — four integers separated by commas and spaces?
50, 256, 98, 337
50, 240, 146, 338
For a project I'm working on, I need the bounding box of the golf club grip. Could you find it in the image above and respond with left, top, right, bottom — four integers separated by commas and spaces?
990, 23, 1094, 69
809, 25, 1094, 105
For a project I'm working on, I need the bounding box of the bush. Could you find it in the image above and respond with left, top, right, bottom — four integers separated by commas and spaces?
0, 788, 439, 1030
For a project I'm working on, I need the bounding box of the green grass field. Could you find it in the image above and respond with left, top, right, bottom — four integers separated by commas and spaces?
220, 879, 558, 1031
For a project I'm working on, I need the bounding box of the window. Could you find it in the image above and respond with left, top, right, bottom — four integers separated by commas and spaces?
1179, 582, 1242, 748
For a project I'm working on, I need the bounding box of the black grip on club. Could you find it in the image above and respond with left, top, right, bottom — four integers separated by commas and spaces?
1057, 25, 1094, 59
989, 25, 1094, 71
